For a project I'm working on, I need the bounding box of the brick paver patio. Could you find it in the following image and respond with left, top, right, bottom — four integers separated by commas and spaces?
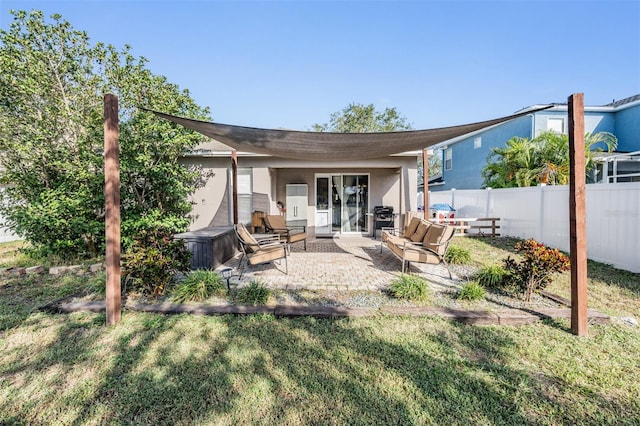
222, 235, 460, 292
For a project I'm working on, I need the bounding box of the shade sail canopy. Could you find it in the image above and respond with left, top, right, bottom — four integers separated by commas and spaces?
146, 106, 551, 160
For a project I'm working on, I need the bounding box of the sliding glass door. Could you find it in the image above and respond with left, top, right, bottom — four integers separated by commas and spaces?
316, 174, 369, 234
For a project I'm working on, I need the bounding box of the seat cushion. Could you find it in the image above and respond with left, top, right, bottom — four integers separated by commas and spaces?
248, 244, 286, 265
385, 234, 406, 248
265, 215, 287, 230
410, 221, 430, 242
236, 224, 258, 251
403, 246, 441, 264
288, 232, 306, 244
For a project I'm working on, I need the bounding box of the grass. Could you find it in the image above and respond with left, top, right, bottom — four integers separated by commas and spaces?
388, 274, 430, 301
457, 280, 487, 301
475, 264, 507, 289
1, 239, 640, 424
234, 279, 271, 305
451, 237, 640, 319
444, 245, 472, 264
171, 269, 226, 303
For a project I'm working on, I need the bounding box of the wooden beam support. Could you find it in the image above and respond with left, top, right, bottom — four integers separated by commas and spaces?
423, 148, 429, 220
231, 150, 238, 225
568, 93, 588, 336
104, 94, 121, 326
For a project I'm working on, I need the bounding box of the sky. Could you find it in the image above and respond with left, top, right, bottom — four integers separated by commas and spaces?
1, 0, 639, 130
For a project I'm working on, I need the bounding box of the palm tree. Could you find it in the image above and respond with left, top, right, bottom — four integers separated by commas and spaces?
482, 136, 539, 188
482, 131, 617, 188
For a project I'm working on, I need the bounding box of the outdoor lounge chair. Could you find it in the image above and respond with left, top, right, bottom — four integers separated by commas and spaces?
263, 215, 307, 251
234, 223, 288, 277
381, 218, 456, 278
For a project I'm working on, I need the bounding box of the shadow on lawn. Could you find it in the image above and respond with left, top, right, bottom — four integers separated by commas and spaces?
2, 311, 637, 424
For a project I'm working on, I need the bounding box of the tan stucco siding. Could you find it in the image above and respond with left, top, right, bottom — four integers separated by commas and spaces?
181, 155, 419, 233
181, 157, 231, 230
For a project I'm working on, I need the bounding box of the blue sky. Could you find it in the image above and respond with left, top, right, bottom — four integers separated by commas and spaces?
1, 1, 639, 130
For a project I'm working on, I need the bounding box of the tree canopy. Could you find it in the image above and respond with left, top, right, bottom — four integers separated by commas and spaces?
481, 130, 617, 188
417, 149, 443, 188
0, 10, 210, 258
311, 103, 413, 133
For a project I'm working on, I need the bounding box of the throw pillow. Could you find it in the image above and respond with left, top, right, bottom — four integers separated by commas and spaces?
404, 217, 421, 237
423, 223, 446, 250
410, 222, 430, 242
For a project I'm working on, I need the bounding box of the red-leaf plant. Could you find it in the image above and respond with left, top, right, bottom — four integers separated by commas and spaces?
503, 239, 571, 302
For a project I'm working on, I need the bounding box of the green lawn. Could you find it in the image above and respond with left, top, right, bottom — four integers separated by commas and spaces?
1, 239, 639, 425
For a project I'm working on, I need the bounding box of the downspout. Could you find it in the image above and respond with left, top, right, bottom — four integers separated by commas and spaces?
232, 150, 238, 225
423, 148, 429, 219
530, 113, 535, 137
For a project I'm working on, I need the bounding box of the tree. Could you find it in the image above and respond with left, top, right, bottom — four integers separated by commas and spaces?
0, 10, 210, 259
311, 103, 413, 133
417, 149, 443, 188
482, 130, 617, 188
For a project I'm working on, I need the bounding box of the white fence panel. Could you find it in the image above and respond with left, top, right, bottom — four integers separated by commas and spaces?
428, 182, 640, 273
0, 226, 19, 243
585, 184, 640, 272
538, 185, 569, 250
490, 187, 543, 240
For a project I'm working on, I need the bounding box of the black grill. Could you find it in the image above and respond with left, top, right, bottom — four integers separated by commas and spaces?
373, 206, 395, 238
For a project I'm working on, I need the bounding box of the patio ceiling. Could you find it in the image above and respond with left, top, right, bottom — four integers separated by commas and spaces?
145, 106, 552, 161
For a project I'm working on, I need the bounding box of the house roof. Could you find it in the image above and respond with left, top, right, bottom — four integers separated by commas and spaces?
145, 106, 551, 161
518, 93, 640, 114
605, 94, 640, 108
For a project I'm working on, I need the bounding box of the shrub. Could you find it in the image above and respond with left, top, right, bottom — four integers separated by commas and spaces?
456, 281, 486, 301
445, 246, 472, 264
475, 264, 506, 289
122, 227, 191, 296
503, 239, 570, 301
172, 269, 226, 303
388, 274, 430, 301
235, 280, 271, 305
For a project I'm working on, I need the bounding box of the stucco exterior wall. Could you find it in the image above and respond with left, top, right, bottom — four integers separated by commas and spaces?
181, 154, 418, 234
181, 157, 232, 230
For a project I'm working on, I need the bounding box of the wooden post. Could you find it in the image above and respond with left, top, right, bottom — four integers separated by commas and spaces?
231, 150, 238, 225
423, 148, 429, 219
568, 93, 588, 336
104, 94, 121, 325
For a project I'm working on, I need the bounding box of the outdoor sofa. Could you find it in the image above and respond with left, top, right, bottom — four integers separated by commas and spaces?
380, 216, 456, 277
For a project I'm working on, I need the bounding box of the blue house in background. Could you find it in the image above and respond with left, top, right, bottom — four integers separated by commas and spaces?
429, 94, 640, 191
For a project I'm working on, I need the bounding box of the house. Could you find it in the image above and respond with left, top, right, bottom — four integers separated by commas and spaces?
180, 138, 419, 238
150, 108, 542, 237
429, 94, 640, 191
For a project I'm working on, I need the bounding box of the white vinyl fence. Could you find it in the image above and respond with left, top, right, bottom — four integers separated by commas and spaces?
429, 182, 640, 273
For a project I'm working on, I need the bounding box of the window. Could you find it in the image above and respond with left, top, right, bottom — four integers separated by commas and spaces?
445, 148, 453, 170
474, 137, 482, 149
547, 118, 564, 134
237, 168, 252, 224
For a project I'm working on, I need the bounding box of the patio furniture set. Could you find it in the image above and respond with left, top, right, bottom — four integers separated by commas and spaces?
233, 213, 455, 278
